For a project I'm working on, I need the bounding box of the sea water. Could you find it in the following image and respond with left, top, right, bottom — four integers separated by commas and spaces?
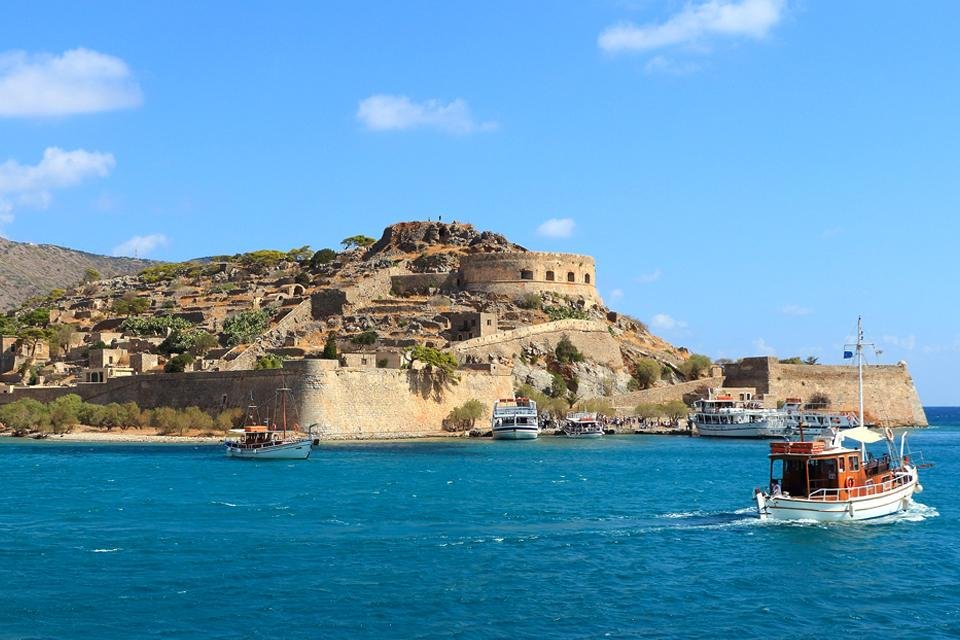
1, 410, 957, 640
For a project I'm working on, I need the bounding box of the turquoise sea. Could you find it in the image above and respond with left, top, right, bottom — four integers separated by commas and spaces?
1, 409, 957, 640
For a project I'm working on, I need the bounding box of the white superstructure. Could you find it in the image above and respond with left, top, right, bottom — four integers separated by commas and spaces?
491, 397, 540, 440
691, 394, 786, 438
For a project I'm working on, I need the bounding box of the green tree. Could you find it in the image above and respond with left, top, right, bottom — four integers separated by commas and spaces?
112, 295, 149, 317
634, 402, 663, 422
255, 354, 284, 370
49, 394, 83, 433
340, 235, 376, 250
165, 353, 195, 373
407, 345, 459, 383
554, 335, 584, 364
662, 400, 689, 424
82, 268, 101, 284
778, 356, 803, 365
322, 333, 339, 360
445, 399, 486, 432
286, 245, 313, 263
215, 408, 244, 432
20, 308, 51, 328
678, 354, 712, 380
804, 356, 820, 365
573, 398, 614, 416
632, 358, 661, 390
181, 406, 214, 435
309, 248, 338, 269
548, 373, 567, 398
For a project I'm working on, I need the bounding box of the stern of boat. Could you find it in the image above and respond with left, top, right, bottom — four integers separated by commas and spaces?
754, 488, 769, 520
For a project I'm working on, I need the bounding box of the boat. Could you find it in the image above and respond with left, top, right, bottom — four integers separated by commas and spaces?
691, 393, 787, 438
491, 397, 539, 440
778, 398, 860, 440
753, 317, 925, 521
225, 387, 312, 459
563, 412, 604, 438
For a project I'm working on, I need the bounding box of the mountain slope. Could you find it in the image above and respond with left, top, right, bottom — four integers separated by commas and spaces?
0, 237, 153, 310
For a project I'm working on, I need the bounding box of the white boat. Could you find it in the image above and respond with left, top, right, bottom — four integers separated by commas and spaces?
753, 317, 926, 521
225, 387, 312, 460
778, 398, 860, 440
691, 394, 786, 438
563, 412, 604, 439
491, 397, 539, 440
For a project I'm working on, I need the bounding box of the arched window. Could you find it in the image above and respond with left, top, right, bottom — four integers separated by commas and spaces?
584, 273, 591, 284
520, 269, 534, 280
545, 270, 555, 281
567, 272, 575, 282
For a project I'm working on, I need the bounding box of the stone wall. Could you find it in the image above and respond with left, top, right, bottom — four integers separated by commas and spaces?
390, 273, 458, 296
722, 357, 927, 427
0, 360, 514, 439
294, 360, 513, 438
225, 297, 315, 371
452, 319, 624, 370
608, 376, 724, 413
459, 252, 601, 305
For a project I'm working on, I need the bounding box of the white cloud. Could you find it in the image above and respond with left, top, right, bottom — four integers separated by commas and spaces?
780, 304, 812, 316
753, 337, 776, 355
644, 55, 701, 75
0, 147, 115, 217
536, 217, 575, 238
635, 268, 662, 284
599, 0, 785, 53
883, 334, 916, 351
651, 313, 687, 331
356, 94, 496, 135
112, 233, 168, 258
0, 48, 142, 117
610, 288, 624, 300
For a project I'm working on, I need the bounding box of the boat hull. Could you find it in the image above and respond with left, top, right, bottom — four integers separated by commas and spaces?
755, 473, 919, 522
564, 432, 603, 439
694, 420, 785, 439
225, 439, 312, 460
492, 427, 539, 440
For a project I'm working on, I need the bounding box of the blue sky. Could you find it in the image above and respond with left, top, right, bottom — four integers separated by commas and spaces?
1, 1, 957, 403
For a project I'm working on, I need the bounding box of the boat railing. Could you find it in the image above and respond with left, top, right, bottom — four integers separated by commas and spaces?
805, 473, 913, 501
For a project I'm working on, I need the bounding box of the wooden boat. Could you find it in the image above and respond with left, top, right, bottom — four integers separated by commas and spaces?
753, 318, 926, 521
224, 387, 312, 460
562, 412, 604, 439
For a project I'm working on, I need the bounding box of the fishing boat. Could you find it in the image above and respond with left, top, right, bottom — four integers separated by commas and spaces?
563, 412, 604, 439
691, 393, 787, 438
225, 387, 312, 460
491, 397, 539, 440
753, 318, 925, 521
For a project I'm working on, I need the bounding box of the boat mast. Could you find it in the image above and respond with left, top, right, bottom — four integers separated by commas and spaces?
857, 315, 864, 429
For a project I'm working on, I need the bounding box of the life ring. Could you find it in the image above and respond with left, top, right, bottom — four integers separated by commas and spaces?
845, 477, 855, 489
884, 427, 894, 441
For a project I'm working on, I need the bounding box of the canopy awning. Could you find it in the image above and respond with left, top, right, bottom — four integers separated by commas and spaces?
841, 426, 884, 444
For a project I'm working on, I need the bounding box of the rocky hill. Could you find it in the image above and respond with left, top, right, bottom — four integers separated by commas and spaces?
1, 221, 705, 406
0, 237, 152, 311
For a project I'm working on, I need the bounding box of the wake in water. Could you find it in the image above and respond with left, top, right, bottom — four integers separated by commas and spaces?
654, 501, 939, 530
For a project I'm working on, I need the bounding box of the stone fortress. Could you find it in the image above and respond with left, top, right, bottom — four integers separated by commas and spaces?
0, 220, 928, 435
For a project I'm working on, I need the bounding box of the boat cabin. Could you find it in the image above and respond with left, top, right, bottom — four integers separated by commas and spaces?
492, 397, 538, 427
768, 440, 902, 501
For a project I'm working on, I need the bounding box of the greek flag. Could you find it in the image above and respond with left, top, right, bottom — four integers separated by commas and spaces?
843, 350, 854, 359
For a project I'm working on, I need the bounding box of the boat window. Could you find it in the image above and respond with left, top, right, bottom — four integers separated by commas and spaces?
849, 455, 859, 471
838, 457, 845, 472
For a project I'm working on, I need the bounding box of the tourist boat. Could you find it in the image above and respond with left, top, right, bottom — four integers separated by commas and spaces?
224, 387, 312, 459
491, 397, 539, 440
753, 317, 924, 521
779, 398, 860, 439
563, 412, 604, 439
691, 393, 787, 438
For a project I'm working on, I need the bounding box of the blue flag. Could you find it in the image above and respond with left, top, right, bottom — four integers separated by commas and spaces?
843, 350, 854, 359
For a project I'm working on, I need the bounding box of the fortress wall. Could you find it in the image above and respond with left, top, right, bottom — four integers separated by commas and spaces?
292, 360, 514, 438
720, 357, 774, 393
768, 362, 927, 427
608, 376, 725, 413
459, 252, 601, 305
390, 273, 458, 295
452, 319, 624, 370
1, 361, 514, 439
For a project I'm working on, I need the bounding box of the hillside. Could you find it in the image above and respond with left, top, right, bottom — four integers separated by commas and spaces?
0, 221, 705, 405
0, 238, 153, 311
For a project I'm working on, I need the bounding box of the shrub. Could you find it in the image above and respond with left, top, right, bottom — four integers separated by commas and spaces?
554, 335, 584, 364
805, 392, 831, 409
662, 400, 689, 422
779, 357, 803, 365
222, 309, 270, 346
310, 248, 338, 269
517, 293, 542, 310
408, 345, 459, 382
111, 295, 149, 316
548, 373, 567, 398
678, 354, 712, 380
122, 315, 195, 337
82, 268, 101, 284
544, 305, 589, 322
215, 408, 244, 432
341, 235, 376, 250
350, 330, 378, 346
634, 403, 663, 420
255, 354, 284, 370
322, 334, 338, 360
632, 358, 661, 390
